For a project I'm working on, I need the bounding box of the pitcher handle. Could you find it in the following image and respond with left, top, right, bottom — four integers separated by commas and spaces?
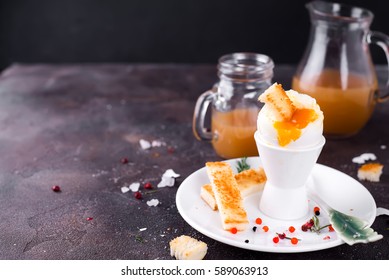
367, 31, 389, 102
192, 89, 214, 141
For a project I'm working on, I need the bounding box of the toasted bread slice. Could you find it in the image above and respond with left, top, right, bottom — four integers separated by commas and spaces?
200, 184, 218, 210
170, 235, 207, 260
206, 162, 249, 231
201, 168, 267, 210
259, 83, 295, 121
234, 167, 267, 197
357, 163, 383, 182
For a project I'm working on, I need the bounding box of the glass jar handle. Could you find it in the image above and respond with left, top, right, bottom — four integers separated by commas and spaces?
367, 31, 389, 102
192, 90, 214, 141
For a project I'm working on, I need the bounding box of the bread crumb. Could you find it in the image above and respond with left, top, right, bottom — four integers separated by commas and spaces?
146, 199, 159, 207
352, 153, 377, 164
129, 182, 140, 192
170, 235, 207, 260
139, 139, 151, 150
158, 169, 180, 188
357, 163, 383, 182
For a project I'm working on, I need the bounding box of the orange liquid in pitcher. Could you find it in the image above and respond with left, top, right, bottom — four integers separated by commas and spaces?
211, 107, 259, 159
292, 69, 377, 137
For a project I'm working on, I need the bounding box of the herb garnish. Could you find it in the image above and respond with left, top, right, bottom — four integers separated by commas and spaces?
236, 157, 250, 173
135, 236, 144, 243
301, 214, 332, 233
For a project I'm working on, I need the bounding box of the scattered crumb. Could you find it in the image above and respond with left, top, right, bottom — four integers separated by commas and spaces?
157, 169, 180, 188
381, 145, 387, 150
140, 139, 166, 150
352, 153, 377, 164
121, 186, 130, 193
357, 163, 383, 182
151, 140, 166, 147
139, 139, 151, 150
158, 176, 175, 188
163, 169, 180, 178
139, 228, 147, 232
146, 199, 160, 207
129, 182, 140, 192
92, 170, 109, 177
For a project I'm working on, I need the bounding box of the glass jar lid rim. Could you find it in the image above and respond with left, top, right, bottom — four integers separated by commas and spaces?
218, 53, 274, 73
307, 1, 374, 23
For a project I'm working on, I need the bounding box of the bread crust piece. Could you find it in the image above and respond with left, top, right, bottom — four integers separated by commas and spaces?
259, 83, 295, 121
357, 163, 383, 182
170, 235, 207, 260
206, 162, 249, 231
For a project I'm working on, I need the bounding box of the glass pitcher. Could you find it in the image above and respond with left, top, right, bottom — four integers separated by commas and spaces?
193, 53, 274, 159
292, 1, 389, 138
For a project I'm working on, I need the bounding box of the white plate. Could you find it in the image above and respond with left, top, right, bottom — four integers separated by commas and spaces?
176, 157, 378, 253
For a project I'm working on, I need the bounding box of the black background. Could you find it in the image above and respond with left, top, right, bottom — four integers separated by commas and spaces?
1, 0, 389, 70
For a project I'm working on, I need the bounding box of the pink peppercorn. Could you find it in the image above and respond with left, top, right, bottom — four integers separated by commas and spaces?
134, 191, 142, 199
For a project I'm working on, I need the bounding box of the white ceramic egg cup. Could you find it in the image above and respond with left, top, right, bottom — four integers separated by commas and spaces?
254, 131, 326, 220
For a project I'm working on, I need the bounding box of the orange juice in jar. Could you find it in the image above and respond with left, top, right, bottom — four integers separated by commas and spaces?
193, 53, 274, 159
211, 107, 259, 159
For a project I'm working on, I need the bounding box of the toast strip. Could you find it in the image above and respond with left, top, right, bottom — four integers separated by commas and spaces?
206, 162, 248, 231
234, 167, 266, 197
201, 168, 267, 210
200, 184, 218, 210
258, 83, 295, 121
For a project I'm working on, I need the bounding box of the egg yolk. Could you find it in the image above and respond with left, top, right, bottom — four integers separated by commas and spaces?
274, 108, 318, 146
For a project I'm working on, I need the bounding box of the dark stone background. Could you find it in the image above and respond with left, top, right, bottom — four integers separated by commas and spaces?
1, 0, 389, 70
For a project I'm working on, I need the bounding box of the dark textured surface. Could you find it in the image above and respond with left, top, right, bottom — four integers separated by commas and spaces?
0, 64, 388, 260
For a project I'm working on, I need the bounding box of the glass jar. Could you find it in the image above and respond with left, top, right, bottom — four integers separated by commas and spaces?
193, 53, 274, 159
292, 1, 389, 138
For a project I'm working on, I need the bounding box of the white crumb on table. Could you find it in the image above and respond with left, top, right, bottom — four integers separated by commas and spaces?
157, 169, 180, 188
129, 182, 140, 192
352, 153, 377, 164
146, 199, 159, 207
139, 139, 151, 150
151, 140, 166, 147
121, 186, 130, 193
